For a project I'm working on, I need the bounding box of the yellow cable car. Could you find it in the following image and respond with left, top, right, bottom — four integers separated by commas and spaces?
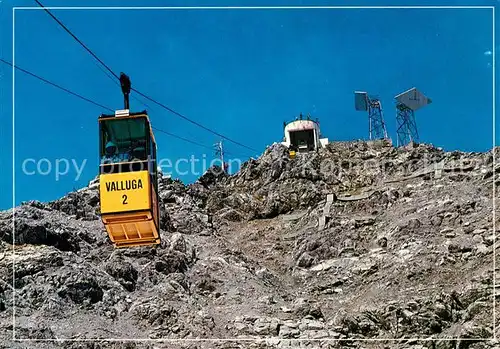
98, 73, 161, 248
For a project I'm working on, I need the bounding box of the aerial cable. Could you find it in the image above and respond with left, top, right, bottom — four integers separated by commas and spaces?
1, 58, 112, 112
0, 58, 236, 154
34, 0, 119, 80
129, 87, 258, 152
152, 128, 216, 151
93, 60, 155, 112
34, 0, 258, 153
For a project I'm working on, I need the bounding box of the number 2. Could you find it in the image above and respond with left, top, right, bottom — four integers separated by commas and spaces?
122, 194, 128, 205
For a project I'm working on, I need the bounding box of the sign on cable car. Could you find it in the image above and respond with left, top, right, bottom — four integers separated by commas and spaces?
99, 171, 150, 214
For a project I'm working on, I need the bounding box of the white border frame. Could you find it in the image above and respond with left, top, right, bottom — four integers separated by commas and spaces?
11, 4, 496, 343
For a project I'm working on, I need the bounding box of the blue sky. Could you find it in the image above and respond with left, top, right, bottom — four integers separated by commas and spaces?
0, 0, 498, 209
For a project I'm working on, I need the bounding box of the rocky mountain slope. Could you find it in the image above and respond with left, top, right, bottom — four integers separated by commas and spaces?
0, 140, 498, 349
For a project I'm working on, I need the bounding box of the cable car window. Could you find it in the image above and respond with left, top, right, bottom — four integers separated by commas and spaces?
100, 117, 148, 164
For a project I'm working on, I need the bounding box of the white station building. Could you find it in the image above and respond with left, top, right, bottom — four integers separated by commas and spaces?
282, 118, 329, 152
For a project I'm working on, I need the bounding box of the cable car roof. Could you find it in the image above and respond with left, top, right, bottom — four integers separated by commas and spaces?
99, 110, 149, 119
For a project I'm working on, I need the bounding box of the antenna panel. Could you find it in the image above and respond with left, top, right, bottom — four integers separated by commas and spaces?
354, 91, 368, 111
394, 87, 432, 111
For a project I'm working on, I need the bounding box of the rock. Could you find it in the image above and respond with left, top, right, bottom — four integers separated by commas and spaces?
1, 218, 80, 252
256, 267, 276, 284
234, 322, 248, 332
327, 330, 342, 338
258, 295, 276, 305
306, 320, 325, 330
463, 224, 475, 234
464, 301, 488, 321
448, 237, 473, 253
407, 300, 419, 311
354, 216, 376, 227
358, 319, 378, 336
440, 227, 454, 235
169, 233, 187, 253
473, 244, 490, 255
407, 218, 421, 230
296, 253, 315, 268
197, 165, 228, 188
104, 257, 138, 292
472, 229, 487, 236
483, 234, 494, 246
57, 276, 103, 305
457, 322, 492, 341
283, 320, 299, 329
279, 325, 299, 338
310, 330, 329, 339
253, 317, 280, 336
155, 251, 190, 275
377, 236, 388, 248
433, 302, 452, 321
218, 208, 244, 222
431, 215, 443, 226
265, 337, 281, 346
291, 298, 323, 319
472, 234, 484, 245
401, 309, 414, 319
445, 231, 456, 238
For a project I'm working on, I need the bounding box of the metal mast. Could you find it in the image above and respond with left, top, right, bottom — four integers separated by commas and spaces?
354, 91, 388, 140
214, 140, 225, 173
394, 87, 432, 147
